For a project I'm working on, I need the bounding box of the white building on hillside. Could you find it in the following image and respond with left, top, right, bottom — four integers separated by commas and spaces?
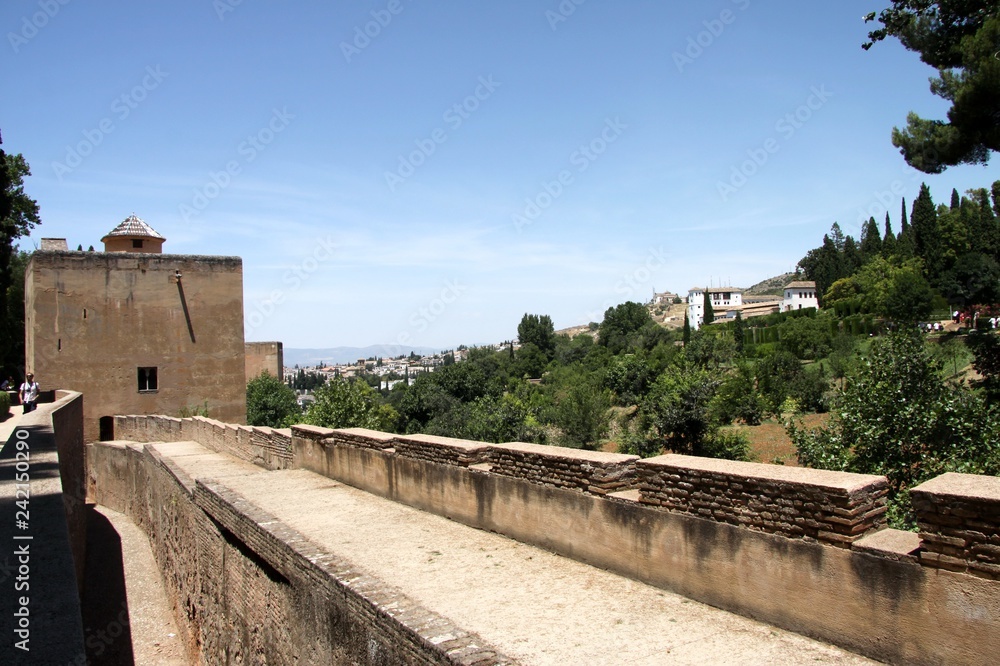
687, 287, 744, 330
782, 281, 819, 311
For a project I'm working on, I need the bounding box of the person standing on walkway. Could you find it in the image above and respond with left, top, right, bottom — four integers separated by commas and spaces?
19, 373, 39, 413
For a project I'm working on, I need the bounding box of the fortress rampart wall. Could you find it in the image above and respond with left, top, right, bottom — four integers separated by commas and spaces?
106, 414, 1000, 665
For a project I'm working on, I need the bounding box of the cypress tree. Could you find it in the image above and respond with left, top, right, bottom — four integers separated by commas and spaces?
977, 188, 1000, 259
860, 216, 882, 262
882, 212, 897, 257
842, 235, 862, 274
911, 183, 941, 273
733, 310, 745, 352
951, 188, 961, 210
683, 311, 691, 344
703, 292, 715, 325
897, 197, 916, 258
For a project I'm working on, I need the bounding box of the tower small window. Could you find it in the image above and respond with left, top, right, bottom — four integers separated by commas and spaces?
132, 239, 143, 249
138, 367, 158, 392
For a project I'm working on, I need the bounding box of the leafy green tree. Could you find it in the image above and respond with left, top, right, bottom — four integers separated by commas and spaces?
966, 331, 1000, 404
710, 361, 764, 426
513, 342, 548, 379
246, 371, 301, 428
755, 350, 806, 416
552, 380, 611, 449
1, 140, 41, 378
777, 312, 833, 360
886, 266, 936, 323
304, 376, 398, 431
604, 353, 653, 406
599, 301, 655, 353
789, 331, 1000, 527
641, 365, 720, 455
824, 256, 933, 322
936, 251, 1000, 306
517, 313, 556, 359
467, 392, 542, 443
864, 2, 1000, 172
683, 328, 735, 369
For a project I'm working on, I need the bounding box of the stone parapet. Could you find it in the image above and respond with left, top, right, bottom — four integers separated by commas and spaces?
393, 433, 489, 467
331, 427, 397, 450
912, 473, 1000, 580
112, 414, 293, 469
487, 441, 638, 496
636, 454, 889, 547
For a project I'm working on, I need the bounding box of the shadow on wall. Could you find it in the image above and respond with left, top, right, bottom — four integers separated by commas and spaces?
81, 507, 134, 665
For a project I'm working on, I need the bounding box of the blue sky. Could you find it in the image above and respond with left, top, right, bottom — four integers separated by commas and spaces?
4, 1, 999, 350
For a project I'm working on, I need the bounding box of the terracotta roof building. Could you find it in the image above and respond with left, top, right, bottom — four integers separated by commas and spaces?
101, 213, 166, 253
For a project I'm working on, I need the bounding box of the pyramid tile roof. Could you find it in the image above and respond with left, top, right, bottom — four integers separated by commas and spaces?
101, 214, 165, 241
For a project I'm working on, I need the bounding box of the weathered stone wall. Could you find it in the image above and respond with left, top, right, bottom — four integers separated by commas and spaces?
245, 341, 283, 383
87, 441, 516, 665
25, 250, 246, 442
912, 473, 1000, 580
637, 454, 888, 547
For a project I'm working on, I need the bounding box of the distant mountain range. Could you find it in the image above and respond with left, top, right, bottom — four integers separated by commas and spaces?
283, 345, 446, 367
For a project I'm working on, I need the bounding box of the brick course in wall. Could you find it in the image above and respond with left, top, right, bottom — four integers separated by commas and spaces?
394, 433, 490, 467
636, 454, 889, 547
485, 442, 638, 496
332, 427, 397, 450
912, 473, 1000, 580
